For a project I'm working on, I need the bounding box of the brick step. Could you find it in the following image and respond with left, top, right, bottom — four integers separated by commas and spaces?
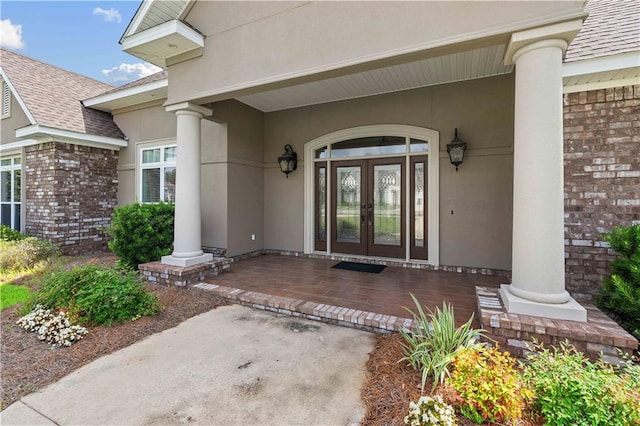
193, 283, 414, 334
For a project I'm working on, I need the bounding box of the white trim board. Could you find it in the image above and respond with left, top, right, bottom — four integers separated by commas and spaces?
84, 79, 168, 110
0, 69, 37, 124
14, 125, 127, 150
563, 51, 640, 93
563, 51, 640, 78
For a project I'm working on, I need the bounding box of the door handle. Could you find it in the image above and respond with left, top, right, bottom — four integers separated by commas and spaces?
361, 204, 367, 225
367, 203, 373, 225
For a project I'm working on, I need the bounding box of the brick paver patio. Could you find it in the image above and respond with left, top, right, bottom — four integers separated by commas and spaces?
202, 254, 505, 328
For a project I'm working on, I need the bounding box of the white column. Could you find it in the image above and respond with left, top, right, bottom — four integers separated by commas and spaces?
499, 21, 587, 322
161, 102, 213, 267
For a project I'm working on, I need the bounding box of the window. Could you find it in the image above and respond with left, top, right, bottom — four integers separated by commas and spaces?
0, 156, 21, 230
1, 80, 10, 119
140, 145, 176, 203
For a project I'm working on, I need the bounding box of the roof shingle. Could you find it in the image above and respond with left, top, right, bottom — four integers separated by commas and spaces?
100, 70, 167, 96
565, 0, 640, 62
0, 48, 124, 139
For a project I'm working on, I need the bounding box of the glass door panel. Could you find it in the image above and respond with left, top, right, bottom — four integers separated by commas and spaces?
331, 161, 366, 255
315, 162, 327, 251
372, 164, 401, 246
367, 159, 404, 258
336, 166, 361, 242
328, 157, 408, 259
410, 156, 428, 260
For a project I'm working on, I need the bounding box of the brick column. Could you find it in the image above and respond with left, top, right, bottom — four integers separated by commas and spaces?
499, 20, 587, 322
161, 102, 213, 267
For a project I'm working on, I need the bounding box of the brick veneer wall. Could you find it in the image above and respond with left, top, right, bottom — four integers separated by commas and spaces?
24, 142, 118, 254
564, 84, 640, 300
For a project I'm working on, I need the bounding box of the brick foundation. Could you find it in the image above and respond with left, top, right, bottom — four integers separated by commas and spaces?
24, 142, 118, 254
477, 287, 638, 363
139, 258, 233, 287
564, 84, 640, 300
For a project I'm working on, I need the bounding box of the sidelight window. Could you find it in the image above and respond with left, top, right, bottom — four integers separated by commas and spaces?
0, 156, 21, 230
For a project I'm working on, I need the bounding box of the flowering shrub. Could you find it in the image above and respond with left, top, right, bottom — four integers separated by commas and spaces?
404, 395, 457, 426
448, 345, 532, 424
17, 305, 88, 347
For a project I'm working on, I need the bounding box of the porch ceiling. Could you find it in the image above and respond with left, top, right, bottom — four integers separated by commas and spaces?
236, 44, 513, 113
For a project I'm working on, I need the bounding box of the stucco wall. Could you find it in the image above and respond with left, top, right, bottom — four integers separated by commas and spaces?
113, 104, 230, 251
114, 104, 177, 206
263, 74, 514, 270
170, 1, 582, 104
113, 100, 264, 257
211, 100, 265, 256
1, 91, 31, 145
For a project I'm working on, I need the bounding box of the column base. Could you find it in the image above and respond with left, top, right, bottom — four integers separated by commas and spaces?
161, 253, 213, 267
499, 284, 587, 322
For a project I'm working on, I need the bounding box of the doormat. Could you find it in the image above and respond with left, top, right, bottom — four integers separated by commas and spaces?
332, 261, 386, 274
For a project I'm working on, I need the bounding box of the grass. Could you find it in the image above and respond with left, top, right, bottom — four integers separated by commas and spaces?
0, 284, 32, 310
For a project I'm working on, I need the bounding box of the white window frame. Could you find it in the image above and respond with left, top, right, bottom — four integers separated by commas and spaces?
139, 144, 177, 203
0, 155, 22, 230
1, 80, 11, 119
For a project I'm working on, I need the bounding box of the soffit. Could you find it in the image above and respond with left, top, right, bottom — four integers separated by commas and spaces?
236, 44, 514, 113
123, 0, 191, 40
562, 50, 640, 93
564, 66, 639, 87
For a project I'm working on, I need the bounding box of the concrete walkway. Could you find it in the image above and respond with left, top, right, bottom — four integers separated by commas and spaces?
1, 305, 374, 425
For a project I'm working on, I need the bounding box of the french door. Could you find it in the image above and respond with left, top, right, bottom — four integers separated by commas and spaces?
314, 155, 428, 260
331, 158, 405, 258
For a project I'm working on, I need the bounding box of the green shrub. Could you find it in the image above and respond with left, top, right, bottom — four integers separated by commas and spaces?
448, 345, 533, 424
0, 224, 25, 241
0, 284, 32, 310
35, 264, 160, 326
107, 202, 175, 269
522, 341, 640, 426
0, 238, 58, 273
399, 295, 483, 391
597, 224, 640, 339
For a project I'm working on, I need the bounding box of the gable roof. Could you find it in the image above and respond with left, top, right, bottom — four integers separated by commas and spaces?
100, 70, 167, 96
565, 0, 640, 62
0, 48, 124, 139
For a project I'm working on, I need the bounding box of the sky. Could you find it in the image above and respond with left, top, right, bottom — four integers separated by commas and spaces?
0, 1, 162, 86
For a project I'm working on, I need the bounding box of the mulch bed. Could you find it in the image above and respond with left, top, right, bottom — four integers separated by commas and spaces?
361, 333, 424, 425
361, 334, 545, 426
0, 255, 229, 410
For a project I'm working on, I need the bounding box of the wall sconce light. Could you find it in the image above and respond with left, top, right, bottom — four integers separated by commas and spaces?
278, 144, 298, 178
446, 128, 467, 171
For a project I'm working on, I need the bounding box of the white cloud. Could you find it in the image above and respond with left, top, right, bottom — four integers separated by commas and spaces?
0, 19, 26, 49
93, 7, 122, 23
102, 62, 162, 84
